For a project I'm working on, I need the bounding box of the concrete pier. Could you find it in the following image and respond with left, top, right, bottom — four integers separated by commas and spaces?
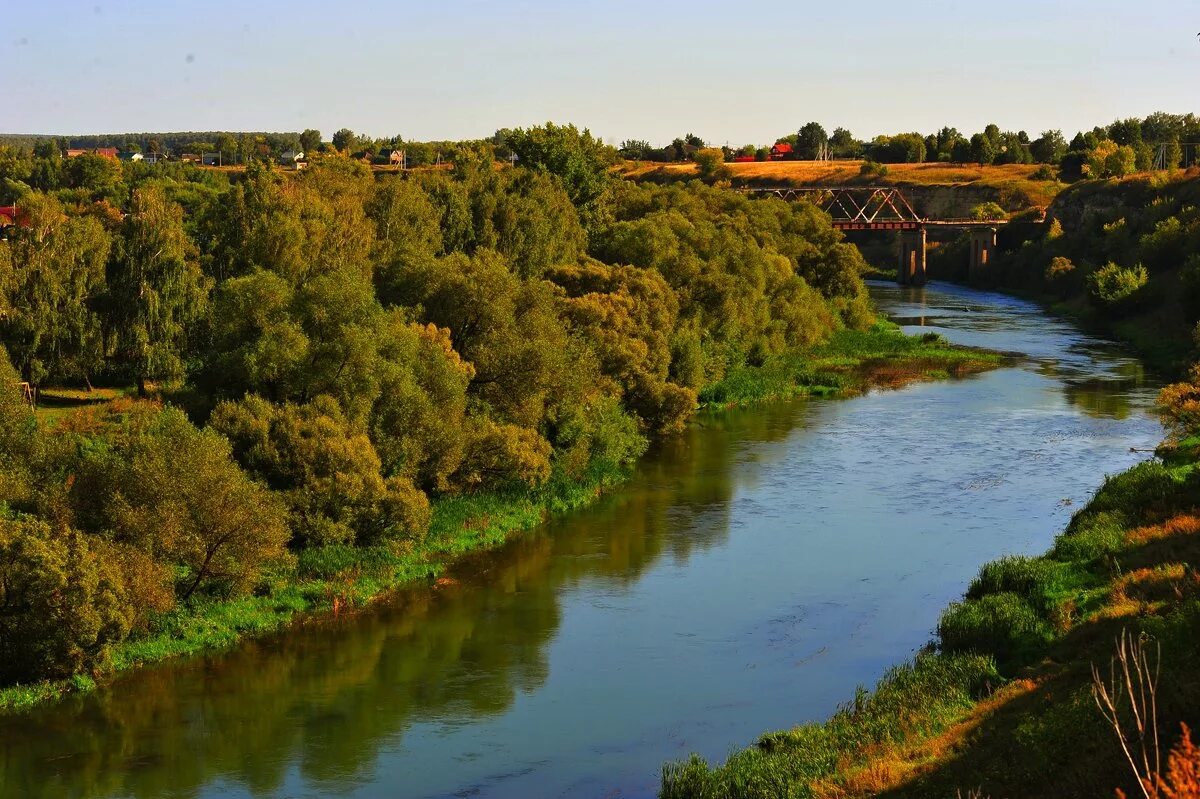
968, 228, 997, 282
897, 227, 927, 286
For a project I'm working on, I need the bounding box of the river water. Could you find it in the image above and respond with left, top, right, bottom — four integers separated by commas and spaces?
0, 282, 1164, 799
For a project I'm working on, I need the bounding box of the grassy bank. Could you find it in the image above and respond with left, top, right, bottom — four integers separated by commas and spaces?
0, 323, 1004, 716
661, 438, 1200, 798
698, 323, 1004, 409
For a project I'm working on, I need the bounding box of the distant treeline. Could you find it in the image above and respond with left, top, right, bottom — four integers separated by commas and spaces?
617, 112, 1200, 176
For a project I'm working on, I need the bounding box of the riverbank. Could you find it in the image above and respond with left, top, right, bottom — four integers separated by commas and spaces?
660, 323, 1197, 799
0, 322, 1000, 716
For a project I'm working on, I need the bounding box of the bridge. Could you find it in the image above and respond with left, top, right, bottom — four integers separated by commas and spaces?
740, 186, 1009, 286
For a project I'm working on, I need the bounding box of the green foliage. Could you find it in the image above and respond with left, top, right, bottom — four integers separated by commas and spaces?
1087, 262, 1148, 305
938, 593, 1054, 671
0, 519, 131, 683
500, 122, 615, 227
859, 159, 889, 178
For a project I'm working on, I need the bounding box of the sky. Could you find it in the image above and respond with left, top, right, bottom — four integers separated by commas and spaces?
2, 0, 1198, 146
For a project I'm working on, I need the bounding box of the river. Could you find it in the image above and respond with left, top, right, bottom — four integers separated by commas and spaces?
0, 282, 1164, 799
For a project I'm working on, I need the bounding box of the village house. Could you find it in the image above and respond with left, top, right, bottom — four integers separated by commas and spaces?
65, 147, 119, 159
119, 151, 144, 162
201, 153, 222, 166
278, 150, 304, 166
769, 142, 794, 160
180, 153, 201, 163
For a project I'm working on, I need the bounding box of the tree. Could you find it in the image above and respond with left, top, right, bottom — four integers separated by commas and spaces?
618, 139, 654, 160
969, 132, 997, 165
0, 193, 112, 388
502, 122, 616, 228
90, 405, 291, 599
796, 122, 829, 160
299, 129, 322, 154
106, 186, 209, 394
829, 127, 857, 158
211, 395, 429, 547
1031, 130, 1067, 164
1166, 138, 1183, 171
694, 148, 730, 182
332, 128, 356, 152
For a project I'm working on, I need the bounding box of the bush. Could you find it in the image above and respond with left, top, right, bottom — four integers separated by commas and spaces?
0, 519, 131, 683
1087, 262, 1148, 305
938, 592, 1053, 671
859, 160, 889, 178
1045, 256, 1075, 281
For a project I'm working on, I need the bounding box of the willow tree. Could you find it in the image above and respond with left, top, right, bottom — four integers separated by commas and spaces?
106, 186, 209, 395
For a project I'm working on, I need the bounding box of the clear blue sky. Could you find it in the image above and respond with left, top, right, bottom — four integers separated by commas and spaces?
3, 0, 1197, 145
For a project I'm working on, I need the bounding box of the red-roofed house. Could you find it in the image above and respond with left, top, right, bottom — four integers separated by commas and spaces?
769, 142, 794, 161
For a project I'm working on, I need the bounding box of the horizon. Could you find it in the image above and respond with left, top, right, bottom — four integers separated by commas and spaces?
4, 0, 1197, 146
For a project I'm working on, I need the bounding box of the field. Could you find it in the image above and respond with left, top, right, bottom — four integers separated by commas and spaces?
616, 160, 1066, 213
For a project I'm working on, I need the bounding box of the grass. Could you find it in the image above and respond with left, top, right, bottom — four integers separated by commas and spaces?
660, 457, 1200, 799
698, 322, 1004, 409
0, 325, 1004, 716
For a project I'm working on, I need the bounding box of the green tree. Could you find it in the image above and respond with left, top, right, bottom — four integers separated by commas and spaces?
501, 122, 616, 228
106, 186, 209, 394
1030, 130, 1067, 164
332, 128, 356, 152
796, 122, 829, 159
84, 405, 291, 599
299, 129, 322, 153
694, 148, 730, 182
0, 193, 112, 388
211, 395, 429, 547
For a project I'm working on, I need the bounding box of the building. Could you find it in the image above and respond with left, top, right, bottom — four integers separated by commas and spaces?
279, 150, 304, 166
732, 154, 756, 162
380, 148, 404, 165
769, 142, 794, 160
119, 151, 144, 162
180, 153, 201, 163
201, 153, 222, 166
65, 147, 119, 159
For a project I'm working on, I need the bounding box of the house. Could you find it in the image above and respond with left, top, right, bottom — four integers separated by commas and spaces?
180, 153, 201, 163
769, 142, 794, 160
279, 150, 304, 166
380, 148, 404, 165
732, 154, 756, 163
119, 151, 144, 162
65, 147, 119, 159
201, 153, 222, 166
143, 153, 164, 165
660, 142, 700, 162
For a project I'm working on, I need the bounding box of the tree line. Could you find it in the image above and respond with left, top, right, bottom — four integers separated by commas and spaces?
0, 122, 871, 687
617, 112, 1200, 178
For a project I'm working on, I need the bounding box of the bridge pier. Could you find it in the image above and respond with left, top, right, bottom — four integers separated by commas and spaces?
968, 228, 997, 282
897, 227, 927, 286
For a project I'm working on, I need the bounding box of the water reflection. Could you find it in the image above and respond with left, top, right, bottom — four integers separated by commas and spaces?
0, 282, 1164, 799
0, 403, 808, 799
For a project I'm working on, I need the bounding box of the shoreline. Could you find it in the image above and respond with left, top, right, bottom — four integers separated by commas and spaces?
662, 288, 1190, 799
0, 323, 1002, 716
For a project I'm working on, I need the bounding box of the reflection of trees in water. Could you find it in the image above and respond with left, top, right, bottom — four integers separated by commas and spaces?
1035, 357, 1153, 420
0, 400, 809, 799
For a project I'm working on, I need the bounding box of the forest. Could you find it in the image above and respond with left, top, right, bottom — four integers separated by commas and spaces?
0, 123, 882, 697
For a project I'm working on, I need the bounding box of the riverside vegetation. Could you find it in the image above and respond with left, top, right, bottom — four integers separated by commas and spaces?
660, 172, 1200, 798
0, 124, 997, 712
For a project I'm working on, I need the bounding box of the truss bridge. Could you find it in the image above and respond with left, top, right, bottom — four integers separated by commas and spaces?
740, 185, 1009, 286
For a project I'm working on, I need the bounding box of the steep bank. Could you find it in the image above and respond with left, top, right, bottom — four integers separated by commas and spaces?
930, 170, 1200, 375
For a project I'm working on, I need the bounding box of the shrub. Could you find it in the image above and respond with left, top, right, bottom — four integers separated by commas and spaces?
0, 519, 131, 683
1045, 256, 1075, 282
971, 202, 1007, 221
1088, 262, 1148, 305
1033, 164, 1057, 181
938, 592, 1053, 671
859, 160, 889, 178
